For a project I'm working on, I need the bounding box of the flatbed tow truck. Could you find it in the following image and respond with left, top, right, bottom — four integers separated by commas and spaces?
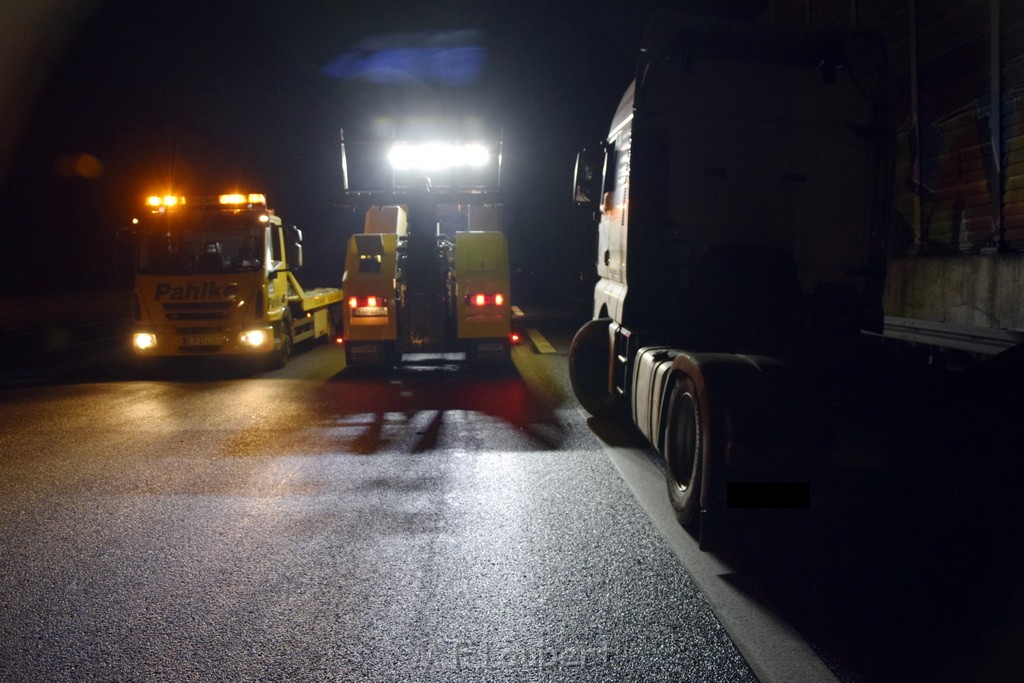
130, 192, 342, 367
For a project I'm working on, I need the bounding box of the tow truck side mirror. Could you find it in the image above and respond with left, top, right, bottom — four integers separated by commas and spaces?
285, 224, 304, 270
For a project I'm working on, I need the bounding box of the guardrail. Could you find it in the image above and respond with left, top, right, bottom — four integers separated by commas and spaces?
0, 291, 132, 366
0, 318, 132, 370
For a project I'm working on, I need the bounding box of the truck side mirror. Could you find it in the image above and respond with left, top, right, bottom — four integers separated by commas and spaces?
602, 192, 615, 214
572, 149, 602, 207
285, 224, 304, 270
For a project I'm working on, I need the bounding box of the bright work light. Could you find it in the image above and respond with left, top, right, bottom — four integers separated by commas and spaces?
387, 142, 489, 170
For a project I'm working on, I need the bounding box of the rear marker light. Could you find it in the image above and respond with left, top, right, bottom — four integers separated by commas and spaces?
348, 296, 389, 318
467, 293, 506, 307
349, 296, 388, 307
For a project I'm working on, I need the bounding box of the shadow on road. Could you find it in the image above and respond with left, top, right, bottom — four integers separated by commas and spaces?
317, 355, 570, 454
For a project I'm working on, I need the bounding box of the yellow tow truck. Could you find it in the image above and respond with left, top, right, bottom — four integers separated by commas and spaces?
130, 192, 342, 367
338, 136, 514, 369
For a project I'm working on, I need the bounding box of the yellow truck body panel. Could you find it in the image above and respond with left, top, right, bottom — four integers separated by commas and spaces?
454, 231, 511, 340
342, 232, 399, 342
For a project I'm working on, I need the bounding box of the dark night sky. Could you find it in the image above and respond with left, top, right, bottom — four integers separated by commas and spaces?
1, 0, 765, 292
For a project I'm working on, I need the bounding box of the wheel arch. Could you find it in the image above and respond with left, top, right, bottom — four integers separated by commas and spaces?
568, 317, 618, 419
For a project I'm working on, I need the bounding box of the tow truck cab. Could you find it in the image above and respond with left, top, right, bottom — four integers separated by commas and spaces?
131, 192, 341, 363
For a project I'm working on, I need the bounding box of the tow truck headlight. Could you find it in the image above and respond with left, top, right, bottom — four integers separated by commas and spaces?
133, 332, 157, 350
240, 329, 267, 347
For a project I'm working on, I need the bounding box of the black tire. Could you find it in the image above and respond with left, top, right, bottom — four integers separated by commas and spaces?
568, 318, 617, 419
664, 374, 704, 529
272, 311, 293, 368
322, 309, 338, 345
383, 343, 398, 370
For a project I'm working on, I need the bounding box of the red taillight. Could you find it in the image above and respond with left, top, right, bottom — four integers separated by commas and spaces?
510, 332, 521, 344
466, 292, 505, 307
349, 296, 388, 307
348, 295, 389, 318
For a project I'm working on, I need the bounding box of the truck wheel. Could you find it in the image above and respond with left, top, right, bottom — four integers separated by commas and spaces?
569, 318, 617, 419
383, 343, 398, 370
664, 374, 703, 528
272, 311, 293, 368
322, 310, 338, 345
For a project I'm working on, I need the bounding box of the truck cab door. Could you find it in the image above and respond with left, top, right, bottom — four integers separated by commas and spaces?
268, 224, 290, 312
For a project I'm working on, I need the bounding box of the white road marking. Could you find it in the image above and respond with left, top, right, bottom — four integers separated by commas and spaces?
526, 328, 557, 354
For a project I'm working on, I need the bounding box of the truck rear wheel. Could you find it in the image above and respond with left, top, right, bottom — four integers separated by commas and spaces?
322, 309, 338, 345
664, 374, 703, 528
568, 318, 617, 419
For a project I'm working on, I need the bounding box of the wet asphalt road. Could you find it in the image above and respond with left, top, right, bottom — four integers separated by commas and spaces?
0, 338, 754, 682
3, 311, 1023, 682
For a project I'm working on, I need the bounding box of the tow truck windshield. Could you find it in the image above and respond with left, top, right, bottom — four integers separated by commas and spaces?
137, 212, 265, 275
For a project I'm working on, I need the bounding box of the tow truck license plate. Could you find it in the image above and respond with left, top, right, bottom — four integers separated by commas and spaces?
183, 335, 217, 346
353, 306, 388, 317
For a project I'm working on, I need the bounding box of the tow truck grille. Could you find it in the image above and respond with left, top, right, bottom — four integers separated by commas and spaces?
175, 327, 226, 335
162, 301, 232, 320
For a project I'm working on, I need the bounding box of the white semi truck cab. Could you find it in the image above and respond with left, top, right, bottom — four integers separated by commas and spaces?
569, 15, 891, 545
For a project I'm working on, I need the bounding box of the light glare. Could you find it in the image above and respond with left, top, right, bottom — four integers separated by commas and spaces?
240, 330, 267, 346
388, 142, 489, 170
133, 333, 157, 350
